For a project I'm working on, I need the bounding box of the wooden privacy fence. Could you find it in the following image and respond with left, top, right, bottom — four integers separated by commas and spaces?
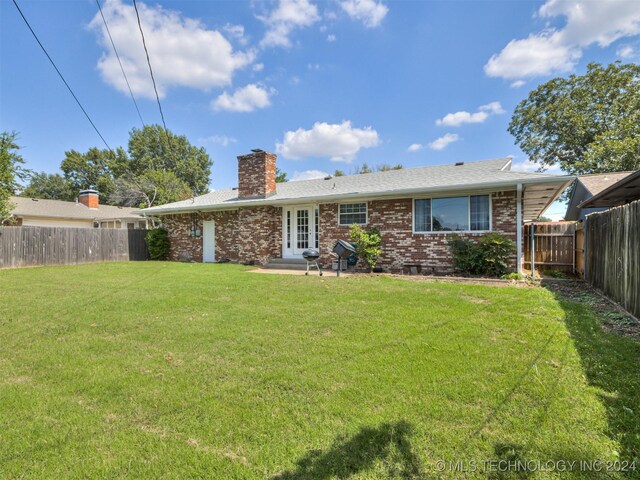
0, 226, 149, 269
523, 221, 576, 274
575, 223, 584, 277
585, 200, 640, 319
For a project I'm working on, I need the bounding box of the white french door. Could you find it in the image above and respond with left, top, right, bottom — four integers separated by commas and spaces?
283, 206, 319, 257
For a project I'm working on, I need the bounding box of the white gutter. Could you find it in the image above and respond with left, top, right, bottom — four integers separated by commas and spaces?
140, 175, 575, 215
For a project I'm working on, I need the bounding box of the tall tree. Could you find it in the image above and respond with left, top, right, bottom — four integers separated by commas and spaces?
21, 172, 75, 201
275, 168, 288, 183
509, 62, 640, 174
127, 125, 212, 195
111, 171, 191, 208
0, 131, 27, 221
60, 147, 127, 202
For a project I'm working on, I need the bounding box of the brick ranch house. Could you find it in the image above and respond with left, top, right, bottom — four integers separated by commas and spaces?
140, 150, 572, 274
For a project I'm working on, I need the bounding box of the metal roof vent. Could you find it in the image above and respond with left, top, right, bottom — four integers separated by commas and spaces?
251, 148, 264, 153
455, 162, 464, 166
324, 175, 333, 180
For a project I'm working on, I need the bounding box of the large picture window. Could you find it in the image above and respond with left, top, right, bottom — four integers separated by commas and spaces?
413, 195, 490, 232
339, 203, 367, 225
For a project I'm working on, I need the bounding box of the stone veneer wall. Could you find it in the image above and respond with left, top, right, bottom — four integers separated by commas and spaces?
162, 206, 281, 264
317, 191, 517, 273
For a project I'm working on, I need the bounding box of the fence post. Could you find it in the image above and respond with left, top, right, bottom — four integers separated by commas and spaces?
530, 222, 535, 277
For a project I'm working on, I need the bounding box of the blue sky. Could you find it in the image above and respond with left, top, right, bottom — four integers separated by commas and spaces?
2, 0, 640, 219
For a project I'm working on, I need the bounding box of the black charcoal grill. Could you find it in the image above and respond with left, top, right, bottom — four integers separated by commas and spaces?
302, 248, 323, 276
332, 239, 356, 277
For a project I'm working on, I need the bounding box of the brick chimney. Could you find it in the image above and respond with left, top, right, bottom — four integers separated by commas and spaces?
78, 189, 99, 209
237, 149, 277, 199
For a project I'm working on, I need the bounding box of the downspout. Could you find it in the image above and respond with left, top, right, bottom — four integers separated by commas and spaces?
516, 183, 523, 274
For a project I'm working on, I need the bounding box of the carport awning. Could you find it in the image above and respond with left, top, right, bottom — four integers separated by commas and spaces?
522, 180, 573, 221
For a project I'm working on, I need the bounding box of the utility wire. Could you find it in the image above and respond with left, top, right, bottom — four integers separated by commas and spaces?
11, 0, 113, 153
95, 0, 145, 127
132, 0, 168, 134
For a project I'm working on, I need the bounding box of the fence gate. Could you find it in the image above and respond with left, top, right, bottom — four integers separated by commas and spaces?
523, 221, 577, 274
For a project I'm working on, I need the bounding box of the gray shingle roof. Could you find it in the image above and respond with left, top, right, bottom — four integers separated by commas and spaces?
577, 172, 633, 196
10, 196, 144, 221
141, 157, 573, 215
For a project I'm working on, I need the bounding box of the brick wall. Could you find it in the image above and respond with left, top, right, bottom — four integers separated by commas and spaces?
318, 191, 517, 273
161, 190, 517, 272
237, 151, 277, 199
163, 206, 281, 264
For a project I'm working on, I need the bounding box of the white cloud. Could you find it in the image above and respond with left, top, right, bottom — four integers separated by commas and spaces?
253, 63, 265, 72
259, 0, 320, 48
617, 44, 635, 58
276, 121, 380, 161
307, 63, 320, 70
436, 102, 505, 127
485, 0, 640, 80
428, 133, 459, 151
212, 84, 274, 112
291, 169, 330, 181
199, 135, 237, 147
89, 0, 254, 99
407, 143, 424, 152
327, 34, 337, 42
340, 0, 389, 28
511, 158, 563, 174
223, 23, 248, 45
510, 80, 526, 88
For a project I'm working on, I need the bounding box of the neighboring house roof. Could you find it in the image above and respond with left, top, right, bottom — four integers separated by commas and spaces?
578, 169, 640, 208
141, 157, 573, 221
9, 196, 144, 221
575, 172, 633, 197
565, 171, 634, 220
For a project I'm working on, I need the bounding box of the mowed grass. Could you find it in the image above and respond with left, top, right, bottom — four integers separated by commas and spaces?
0, 263, 638, 479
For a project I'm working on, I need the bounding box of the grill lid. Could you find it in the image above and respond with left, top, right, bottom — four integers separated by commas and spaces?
302, 248, 320, 260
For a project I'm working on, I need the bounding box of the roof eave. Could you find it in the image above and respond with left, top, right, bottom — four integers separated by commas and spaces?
143, 175, 575, 215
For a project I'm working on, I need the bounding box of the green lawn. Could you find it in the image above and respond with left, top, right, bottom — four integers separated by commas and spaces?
0, 263, 638, 479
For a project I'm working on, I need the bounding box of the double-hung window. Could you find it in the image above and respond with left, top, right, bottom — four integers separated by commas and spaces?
414, 195, 490, 232
339, 203, 367, 225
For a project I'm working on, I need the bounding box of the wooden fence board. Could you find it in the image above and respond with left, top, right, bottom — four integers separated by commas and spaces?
0, 226, 148, 269
523, 222, 577, 274
585, 200, 640, 319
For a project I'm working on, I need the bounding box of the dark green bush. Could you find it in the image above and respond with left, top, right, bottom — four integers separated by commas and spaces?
146, 228, 170, 260
448, 232, 515, 277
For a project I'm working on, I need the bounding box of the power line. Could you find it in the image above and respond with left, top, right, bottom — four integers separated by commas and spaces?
95, 0, 145, 127
11, 0, 113, 153
132, 0, 168, 134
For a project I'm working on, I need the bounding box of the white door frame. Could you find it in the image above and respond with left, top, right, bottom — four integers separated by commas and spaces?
203, 220, 216, 263
282, 205, 318, 258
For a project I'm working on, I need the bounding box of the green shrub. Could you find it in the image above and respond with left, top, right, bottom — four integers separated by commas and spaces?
478, 232, 516, 277
448, 236, 482, 274
349, 224, 382, 272
501, 272, 525, 281
146, 228, 170, 260
448, 232, 515, 277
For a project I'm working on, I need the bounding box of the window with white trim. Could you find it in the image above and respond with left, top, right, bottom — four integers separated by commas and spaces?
414, 195, 490, 232
339, 203, 367, 225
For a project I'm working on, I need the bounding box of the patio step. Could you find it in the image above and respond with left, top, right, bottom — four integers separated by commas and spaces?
264, 258, 308, 270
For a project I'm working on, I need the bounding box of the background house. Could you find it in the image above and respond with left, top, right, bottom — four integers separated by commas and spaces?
577, 169, 640, 211
5, 190, 148, 229
565, 172, 633, 221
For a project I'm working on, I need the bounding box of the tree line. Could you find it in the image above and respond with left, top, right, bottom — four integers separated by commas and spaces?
10, 125, 213, 209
